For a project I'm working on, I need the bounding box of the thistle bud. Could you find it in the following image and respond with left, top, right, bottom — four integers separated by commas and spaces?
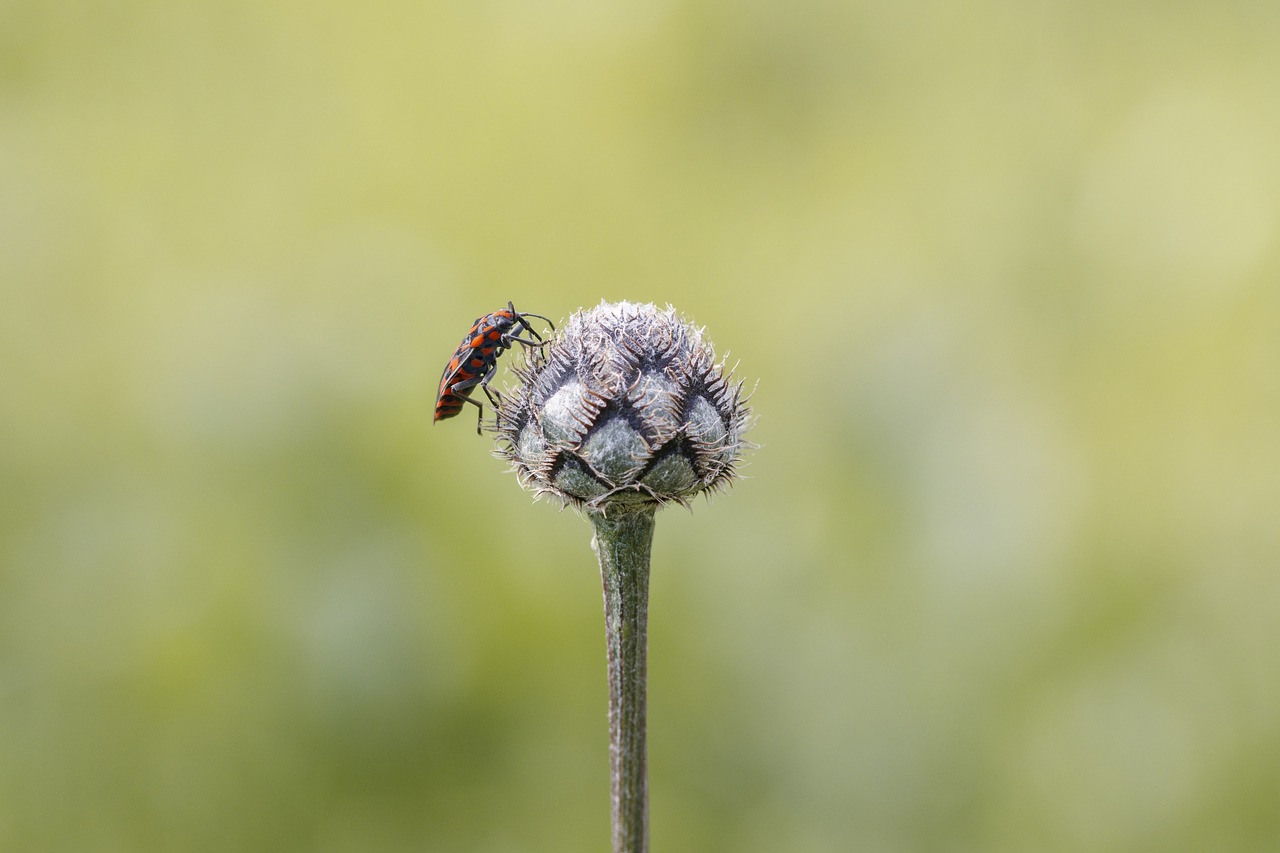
494, 301, 751, 510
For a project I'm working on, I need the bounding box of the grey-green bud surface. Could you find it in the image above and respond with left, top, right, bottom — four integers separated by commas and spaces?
495, 301, 751, 510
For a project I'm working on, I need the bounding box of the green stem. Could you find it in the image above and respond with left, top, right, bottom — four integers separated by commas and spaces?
589, 505, 656, 853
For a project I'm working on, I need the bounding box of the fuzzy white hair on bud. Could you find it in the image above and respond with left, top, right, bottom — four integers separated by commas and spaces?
494, 301, 752, 511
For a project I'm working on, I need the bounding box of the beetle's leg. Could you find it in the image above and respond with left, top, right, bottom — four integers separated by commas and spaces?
475, 361, 505, 434
458, 393, 485, 435
446, 376, 487, 434
505, 334, 550, 349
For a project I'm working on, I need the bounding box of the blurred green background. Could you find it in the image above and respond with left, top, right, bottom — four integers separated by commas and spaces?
3, 1, 1279, 851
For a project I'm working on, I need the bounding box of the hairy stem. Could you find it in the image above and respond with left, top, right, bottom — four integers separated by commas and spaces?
589, 506, 656, 853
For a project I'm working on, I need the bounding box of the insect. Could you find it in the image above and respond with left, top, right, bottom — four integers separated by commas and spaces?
434, 302, 555, 434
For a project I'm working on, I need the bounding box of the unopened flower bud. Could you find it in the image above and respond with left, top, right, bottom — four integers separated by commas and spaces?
495, 301, 751, 510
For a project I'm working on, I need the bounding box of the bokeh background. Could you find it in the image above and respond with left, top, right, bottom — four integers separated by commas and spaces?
3, 2, 1279, 851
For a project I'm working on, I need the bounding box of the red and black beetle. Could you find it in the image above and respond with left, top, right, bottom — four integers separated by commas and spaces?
434, 302, 555, 434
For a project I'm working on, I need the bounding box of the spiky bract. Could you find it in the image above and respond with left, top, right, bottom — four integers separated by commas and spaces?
494, 301, 751, 511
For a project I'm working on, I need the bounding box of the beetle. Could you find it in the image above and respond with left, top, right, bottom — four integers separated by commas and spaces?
434, 301, 555, 434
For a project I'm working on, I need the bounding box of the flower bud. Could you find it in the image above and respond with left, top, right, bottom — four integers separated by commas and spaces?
495, 301, 751, 510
